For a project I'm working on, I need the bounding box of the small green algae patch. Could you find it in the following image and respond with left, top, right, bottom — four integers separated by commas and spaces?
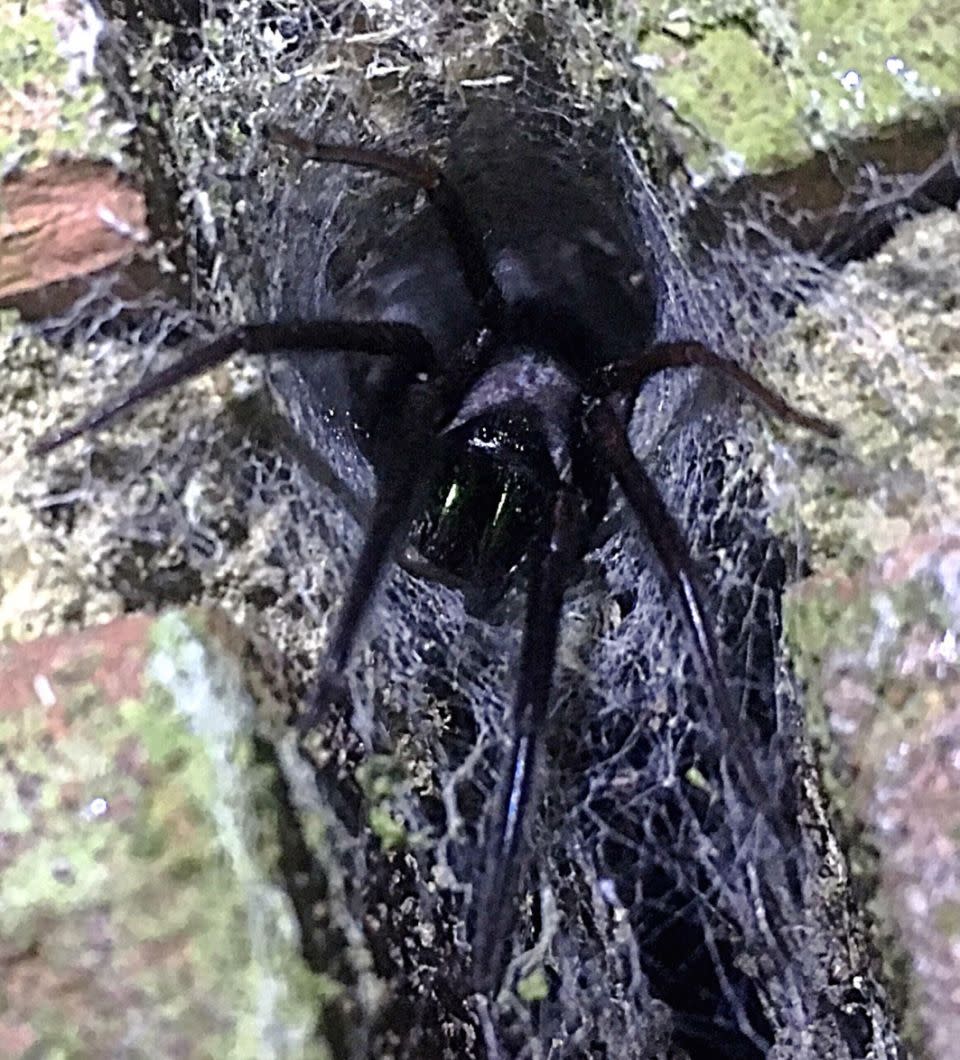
366, 805, 408, 851
356, 753, 414, 852
684, 764, 712, 794
0, 611, 328, 1059
517, 966, 550, 1003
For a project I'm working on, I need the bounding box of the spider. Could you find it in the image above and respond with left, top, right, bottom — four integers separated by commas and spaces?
34, 119, 839, 994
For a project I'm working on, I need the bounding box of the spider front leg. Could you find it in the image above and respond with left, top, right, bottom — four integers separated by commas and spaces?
32, 319, 436, 455
472, 485, 588, 994
298, 375, 456, 726
595, 339, 840, 439
268, 126, 504, 322
29, 312, 461, 731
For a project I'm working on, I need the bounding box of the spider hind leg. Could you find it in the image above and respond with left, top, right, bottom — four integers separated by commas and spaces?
584, 397, 796, 844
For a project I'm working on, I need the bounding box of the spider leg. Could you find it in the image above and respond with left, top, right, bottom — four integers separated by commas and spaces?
268, 126, 504, 320
299, 379, 452, 727
472, 486, 587, 994
32, 319, 435, 455
595, 340, 840, 438
583, 398, 790, 840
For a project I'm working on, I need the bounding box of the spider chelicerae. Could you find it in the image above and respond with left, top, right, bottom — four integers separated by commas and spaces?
34, 121, 838, 993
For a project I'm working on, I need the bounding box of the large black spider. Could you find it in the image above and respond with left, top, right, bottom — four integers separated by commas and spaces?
34, 122, 838, 994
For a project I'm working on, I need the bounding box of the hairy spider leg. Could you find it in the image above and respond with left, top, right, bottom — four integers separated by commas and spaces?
32, 312, 474, 728
300, 373, 463, 723
268, 126, 505, 322
471, 483, 588, 993
584, 397, 793, 843
32, 320, 436, 456
595, 340, 840, 439
35, 128, 510, 760
582, 341, 841, 846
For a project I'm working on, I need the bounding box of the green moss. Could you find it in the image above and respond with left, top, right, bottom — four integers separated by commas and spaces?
646, 25, 808, 174
793, 0, 960, 141
633, 0, 960, 179
0, 2, 124, 173
785, 577, 862, 679
0, 11, 64, 86
787, 573, 952, 718
0, 612, 329, 1057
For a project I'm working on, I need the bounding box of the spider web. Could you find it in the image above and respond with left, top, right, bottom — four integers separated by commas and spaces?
4, 1, 907, 1056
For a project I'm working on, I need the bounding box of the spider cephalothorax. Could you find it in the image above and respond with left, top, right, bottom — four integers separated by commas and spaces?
34, 118, 838, 993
